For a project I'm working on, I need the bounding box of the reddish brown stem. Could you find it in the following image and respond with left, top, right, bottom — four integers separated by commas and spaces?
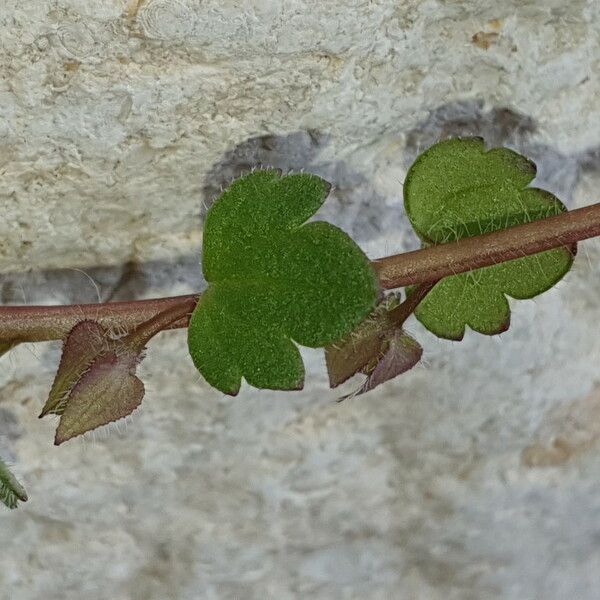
373, 202, 600, 288
0, 202, 599, 344
0, 295, 199, 344
388, 281, 438, 327
124, 296, 199, 352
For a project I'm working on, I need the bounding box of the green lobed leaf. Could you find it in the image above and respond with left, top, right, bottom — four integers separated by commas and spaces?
188, 169, 379, 395
0, 457, 27, 510
404, 137, 575, 340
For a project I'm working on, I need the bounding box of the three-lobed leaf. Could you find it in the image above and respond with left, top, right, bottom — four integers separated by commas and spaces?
405, 137, 575, 339
188, 169, 379, 395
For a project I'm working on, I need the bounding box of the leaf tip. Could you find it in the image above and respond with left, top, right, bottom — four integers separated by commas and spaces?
222, 386, 241, 397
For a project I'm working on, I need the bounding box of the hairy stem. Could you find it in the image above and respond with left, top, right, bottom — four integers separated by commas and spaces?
0, 295, 199, 344
124, 296, 198, 352
388, 282, 438, 327
0, 202, 599, 344
373, 202, 600, 288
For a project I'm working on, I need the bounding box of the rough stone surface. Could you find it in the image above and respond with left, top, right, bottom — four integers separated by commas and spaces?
1, 0, 600, 271
1, 1, 600, 599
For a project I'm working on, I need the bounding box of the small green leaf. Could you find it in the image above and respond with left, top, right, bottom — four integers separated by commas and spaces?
404, 137, 575, 339
188, 170, 379, 394
0, 457, 27, 510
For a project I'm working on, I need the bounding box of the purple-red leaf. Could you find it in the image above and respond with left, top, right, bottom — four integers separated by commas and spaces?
41, 320, 111, 418
43, 303, 195, 445
341, 329, 422, 400
325, 295, 401, 388
54, 351, 144, 446
325, 295, 423, 399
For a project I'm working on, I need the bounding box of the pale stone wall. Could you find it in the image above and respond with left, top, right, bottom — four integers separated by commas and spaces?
2, 0, 599, 271
1, 1, 600, 599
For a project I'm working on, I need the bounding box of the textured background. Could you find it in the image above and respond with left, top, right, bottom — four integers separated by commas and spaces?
1, 1, 600, 599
